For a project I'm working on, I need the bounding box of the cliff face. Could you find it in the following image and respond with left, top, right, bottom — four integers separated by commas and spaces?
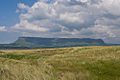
11, 37, 105, 48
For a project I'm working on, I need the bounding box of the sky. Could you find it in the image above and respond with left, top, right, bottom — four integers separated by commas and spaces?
0, 0, 120, 44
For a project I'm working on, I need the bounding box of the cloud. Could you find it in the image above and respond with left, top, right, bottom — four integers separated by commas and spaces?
16, 3, 29, 13
12, 0, 120, 42
18, 3, 29, 10
13, 20, 48, 32
0, 26, 7, 32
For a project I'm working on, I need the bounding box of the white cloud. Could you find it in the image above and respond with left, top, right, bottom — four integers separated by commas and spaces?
101, 0, 120, 16
12, 0, 120, 43
13, 20, 48, 32
18, 3, 29, 10
0, 26, 7, 32
16, 3, 29, 13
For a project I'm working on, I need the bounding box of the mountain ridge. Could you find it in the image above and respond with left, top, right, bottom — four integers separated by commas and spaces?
1, 37, 118, 49
12, 37, 105, 48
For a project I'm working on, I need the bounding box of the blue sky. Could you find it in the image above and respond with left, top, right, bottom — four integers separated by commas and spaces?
0, 0, 36, 43
0, 0, 36, 26
0, 0, 120, 44
0, 0, 19, 26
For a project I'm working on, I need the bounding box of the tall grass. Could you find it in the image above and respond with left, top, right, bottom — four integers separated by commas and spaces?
0, 46, 120, 80
0, 59, 56, 80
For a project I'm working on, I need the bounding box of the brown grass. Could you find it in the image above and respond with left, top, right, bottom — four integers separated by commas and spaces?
0, 46, 120, 80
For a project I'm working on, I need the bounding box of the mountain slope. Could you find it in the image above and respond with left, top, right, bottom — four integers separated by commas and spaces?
10, 37, 106, 48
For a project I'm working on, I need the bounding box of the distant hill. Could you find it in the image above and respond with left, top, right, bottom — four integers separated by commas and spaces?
0, 37, 106, 49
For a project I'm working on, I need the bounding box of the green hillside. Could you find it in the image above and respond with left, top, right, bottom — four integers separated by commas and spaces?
0, 46, 120, 80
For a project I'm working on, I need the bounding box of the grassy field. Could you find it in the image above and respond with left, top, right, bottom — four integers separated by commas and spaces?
0, 46, 120, 80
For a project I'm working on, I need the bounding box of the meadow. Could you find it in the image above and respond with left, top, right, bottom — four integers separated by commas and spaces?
0, 46, 120, 80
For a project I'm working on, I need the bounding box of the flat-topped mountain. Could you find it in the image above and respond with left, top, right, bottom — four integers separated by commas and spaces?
0, 37, 106, 49
13, 37, 105, 48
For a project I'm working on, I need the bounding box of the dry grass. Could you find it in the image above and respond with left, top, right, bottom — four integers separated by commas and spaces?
0, 46, 120, 80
